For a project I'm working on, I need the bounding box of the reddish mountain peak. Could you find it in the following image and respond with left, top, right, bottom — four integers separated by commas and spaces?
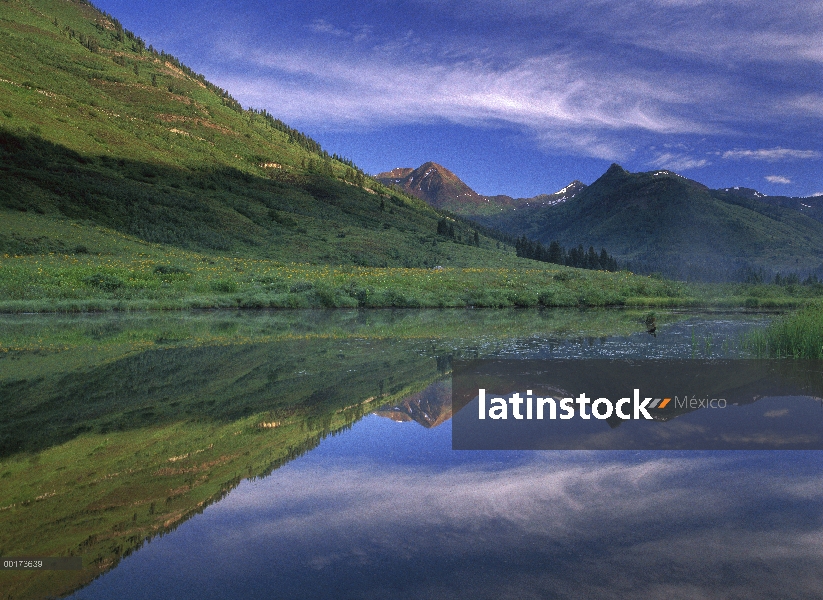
376, 162, 481, 209
376, 162, 589, 215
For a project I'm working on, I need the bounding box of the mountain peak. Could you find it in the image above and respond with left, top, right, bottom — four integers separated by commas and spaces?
375, 162, 481, 209
605, 163, 628, 176
376, 162, 589, 215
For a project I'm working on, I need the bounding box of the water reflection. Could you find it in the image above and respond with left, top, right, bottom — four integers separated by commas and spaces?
375, 380, 452, 427
0, 309, 784, 599
71, 426, 823, 600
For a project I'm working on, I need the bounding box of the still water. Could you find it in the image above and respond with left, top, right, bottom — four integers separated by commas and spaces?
2, 309, 822, 599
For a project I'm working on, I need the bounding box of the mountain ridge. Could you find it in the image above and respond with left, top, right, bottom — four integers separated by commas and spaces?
376, 162, 586, 216
477, 163, 823, 280
377, 159, 823, 280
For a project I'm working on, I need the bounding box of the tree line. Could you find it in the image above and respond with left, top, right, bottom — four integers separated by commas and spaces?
515, 237, 620, 271
437, 219, 481, 246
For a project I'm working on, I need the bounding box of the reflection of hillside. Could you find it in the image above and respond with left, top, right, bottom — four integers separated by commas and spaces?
375, 380, 452, 428
0, 308, 685, 599
0, 339, 444, 600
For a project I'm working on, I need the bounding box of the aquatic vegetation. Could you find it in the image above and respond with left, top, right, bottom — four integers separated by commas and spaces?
745, 302, 823, 358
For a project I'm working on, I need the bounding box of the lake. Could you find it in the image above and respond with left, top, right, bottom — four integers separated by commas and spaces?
2, 309, 822, 599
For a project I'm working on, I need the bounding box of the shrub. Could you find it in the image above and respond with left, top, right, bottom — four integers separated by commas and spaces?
153, 265, 189, 275
210, 279, 237, 293
83, 272, 124, 291
289, 281, 314, 293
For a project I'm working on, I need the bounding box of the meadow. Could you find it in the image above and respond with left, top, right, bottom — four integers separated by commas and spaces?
3, 1, 822, 315
4, 210, 823, 313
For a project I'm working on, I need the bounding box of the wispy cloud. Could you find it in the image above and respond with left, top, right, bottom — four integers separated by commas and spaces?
308, 19, 371, 42
723, 148, 821, 161
188, 0, 823, 175
650, 152, 709, 171
421, 0, 823, 67
219, 43, 718, 159
207, 0, 823, 164
308, 19, 347, 37
766, 175, 792, 184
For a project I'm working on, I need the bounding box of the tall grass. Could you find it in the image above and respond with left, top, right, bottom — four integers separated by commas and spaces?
745, 302, 823, 358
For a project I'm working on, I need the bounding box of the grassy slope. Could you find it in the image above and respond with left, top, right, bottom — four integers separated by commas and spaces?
0, 0, 500, 265
2, 204, 822, 311
0, 1, 819, 310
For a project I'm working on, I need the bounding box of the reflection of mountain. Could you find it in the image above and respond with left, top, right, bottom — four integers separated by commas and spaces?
0, 335, 444, 600
0, 308, 681, 599
375, 380, 452, 428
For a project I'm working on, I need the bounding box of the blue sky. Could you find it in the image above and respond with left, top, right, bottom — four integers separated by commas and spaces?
94, 0, 822, 198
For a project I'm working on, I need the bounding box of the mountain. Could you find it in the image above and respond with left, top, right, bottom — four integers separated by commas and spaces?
376, 162, 484, 209
0, 0, 510, 269
376, 162, 586, 216
717, 187, 823, 224
475, 164, 823, 281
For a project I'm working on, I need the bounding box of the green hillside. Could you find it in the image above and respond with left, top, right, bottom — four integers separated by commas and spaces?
477, 164, 823, 281
1, 0, 820, 308
0, 0, 506, 268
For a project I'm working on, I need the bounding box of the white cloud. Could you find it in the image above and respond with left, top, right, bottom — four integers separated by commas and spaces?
415, 0, 823, 67
788, 94, 823, 117
200, 0, 822, 162
723, 148, 821, 161
766, 175, 792, 184
308, 19, 348, 37
650, 152, 709, 171
307, 19, 372, 42
218, 45, 717, 159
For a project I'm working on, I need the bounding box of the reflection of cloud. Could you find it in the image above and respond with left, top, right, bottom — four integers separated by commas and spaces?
764, 409, 789, 417
219, 456, 707, 547
196, 453, 823, 597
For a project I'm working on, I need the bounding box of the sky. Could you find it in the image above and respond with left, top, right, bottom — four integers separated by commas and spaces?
93, 0, 823, 198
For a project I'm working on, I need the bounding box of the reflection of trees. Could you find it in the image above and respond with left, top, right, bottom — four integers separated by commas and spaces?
0, 338, 442, 600
0, 308, 676, 598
